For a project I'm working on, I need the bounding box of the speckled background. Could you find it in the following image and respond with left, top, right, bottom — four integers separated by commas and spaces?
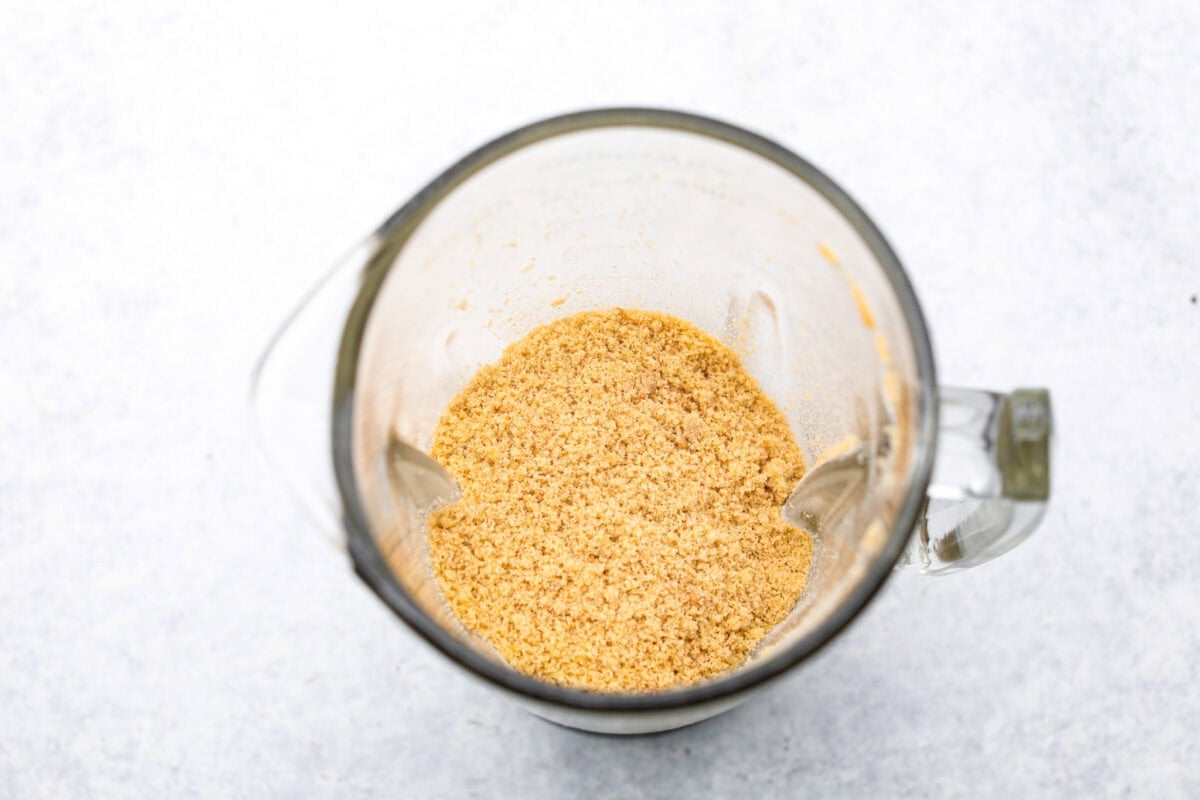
2, 1, 1198, 797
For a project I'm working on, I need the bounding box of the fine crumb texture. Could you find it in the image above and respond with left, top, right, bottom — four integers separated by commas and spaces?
426, 308, 812, 692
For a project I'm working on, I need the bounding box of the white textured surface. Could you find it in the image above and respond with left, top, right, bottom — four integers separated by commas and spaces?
3, 1, 1199, 796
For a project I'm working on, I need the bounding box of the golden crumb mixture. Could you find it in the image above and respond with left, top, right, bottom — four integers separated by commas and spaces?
427, 308, 812, 692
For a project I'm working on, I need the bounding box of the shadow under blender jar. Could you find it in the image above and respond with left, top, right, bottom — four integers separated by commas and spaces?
253, 109, 1052, 735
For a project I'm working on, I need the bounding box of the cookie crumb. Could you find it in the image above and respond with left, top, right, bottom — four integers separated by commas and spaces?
848, 280, 875, 329
426, 309, 812, 692
818, 242, 840, 266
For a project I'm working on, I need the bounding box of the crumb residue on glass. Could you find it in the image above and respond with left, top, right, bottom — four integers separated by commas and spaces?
818, 242, 840, 266
848, 280, 875, 329
873, 331, 891, 364
426, 308, 813, 692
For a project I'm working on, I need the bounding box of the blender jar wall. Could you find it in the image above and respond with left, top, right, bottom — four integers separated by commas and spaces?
350, 123, 925, 681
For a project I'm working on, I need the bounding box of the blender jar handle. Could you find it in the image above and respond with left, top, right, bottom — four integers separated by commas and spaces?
895, 387, 1053, 574
250, 238, 378, 549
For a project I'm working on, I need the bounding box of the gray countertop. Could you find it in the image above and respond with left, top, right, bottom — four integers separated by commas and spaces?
2, 1, 1198, 796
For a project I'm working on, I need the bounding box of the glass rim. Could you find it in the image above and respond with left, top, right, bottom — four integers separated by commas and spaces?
331, 107, 939, 713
